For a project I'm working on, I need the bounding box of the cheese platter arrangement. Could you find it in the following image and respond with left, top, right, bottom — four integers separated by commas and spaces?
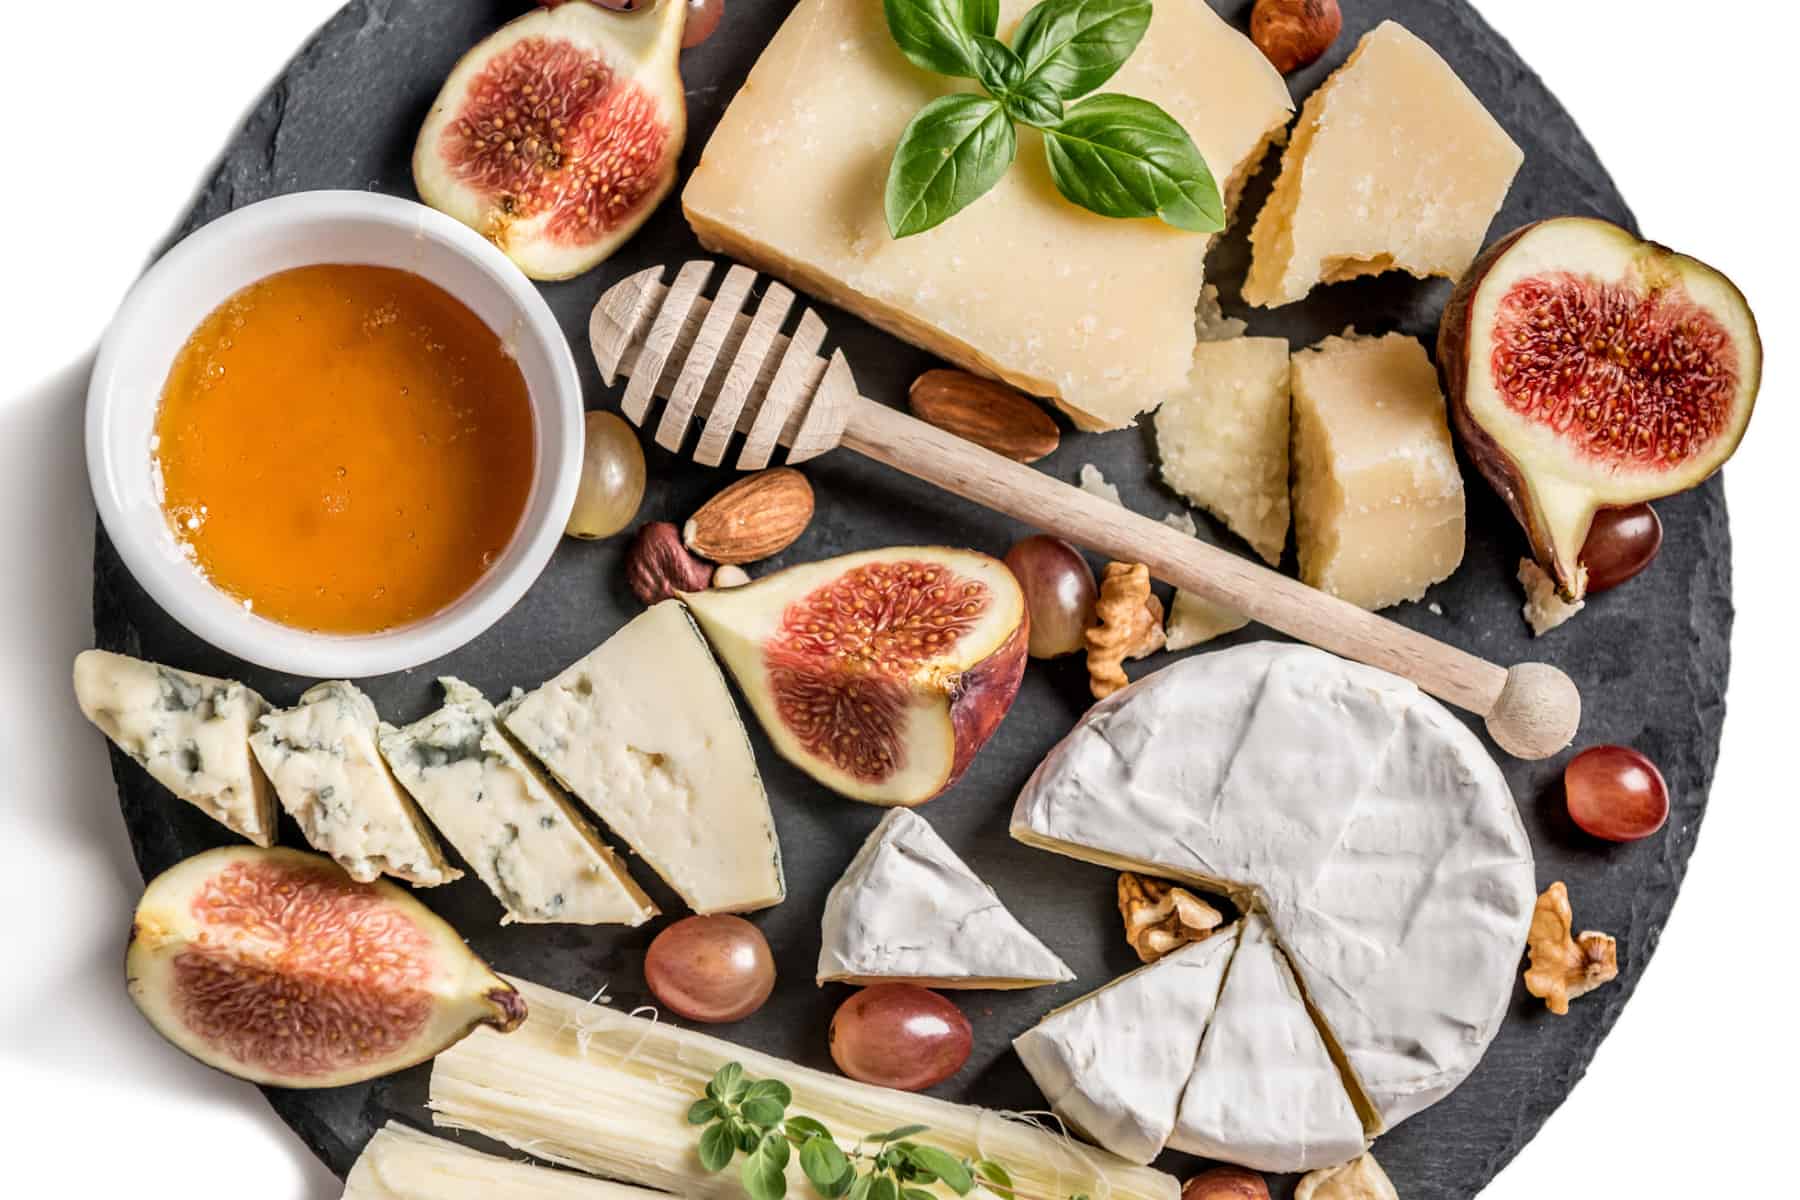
84, 2, 1755, 1199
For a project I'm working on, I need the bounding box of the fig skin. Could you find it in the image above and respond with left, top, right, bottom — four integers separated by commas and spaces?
126, 846, 523, 1089
1439, 218, 1761, 600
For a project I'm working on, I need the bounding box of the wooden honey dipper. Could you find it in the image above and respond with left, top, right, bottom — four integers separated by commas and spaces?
590, 260, 1581, 760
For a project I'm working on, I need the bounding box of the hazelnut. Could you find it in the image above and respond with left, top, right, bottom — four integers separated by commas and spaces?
1250, 0, 1342, 74
625, 521, 713, 605
1183, 1167, 1270, 1200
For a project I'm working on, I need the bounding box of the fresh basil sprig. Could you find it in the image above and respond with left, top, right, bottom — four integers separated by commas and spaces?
883, 0, 1221, 237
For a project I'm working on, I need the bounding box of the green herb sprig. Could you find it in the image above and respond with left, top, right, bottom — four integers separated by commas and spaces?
882, 0, 1223, 238
690, 1063, 1083, 1200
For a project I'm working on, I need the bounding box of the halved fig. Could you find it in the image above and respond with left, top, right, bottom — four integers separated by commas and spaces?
126, 846, 524, 1088
413, 0, 687, 280
1440, 217, 1760, 598
681, 547, 1028, 807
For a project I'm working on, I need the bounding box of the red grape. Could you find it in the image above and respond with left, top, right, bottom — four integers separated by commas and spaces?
1565, 745, 1669, 842
644, 915, 775, 1023
1580, 504, 1662, 594
829, 985, 971, 1091
1004, 535, 1098, 659
682, 0, 724, 48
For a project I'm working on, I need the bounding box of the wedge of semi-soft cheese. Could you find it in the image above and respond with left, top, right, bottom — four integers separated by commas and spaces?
818, 808, 1071, 988
381, 678, 657, 927
1291, 332, 1466, 610
682, 0, 1292, 431
1011, 643, 1535, 1162
1244, 21, 1523, 308
250, 680, 460, 886
1170, 912, 1366, 1172
1014, 927, 1238, 1165
73, 649, 277, 846
344, 1123, 677, 1200
502, 600, 784, 914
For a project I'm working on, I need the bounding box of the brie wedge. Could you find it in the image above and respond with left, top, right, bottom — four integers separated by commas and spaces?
381, 678, 657, 926
818, 808, 1071, 989
1170, 912, 1366, 1172
1014, 928, 1238, 1164
251, 681, 459, 886
73, 650, 276, 846
1011, 643, 1534, 1157
502, 600, 784, 914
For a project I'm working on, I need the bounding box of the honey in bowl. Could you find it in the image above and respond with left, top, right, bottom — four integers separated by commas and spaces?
154, 263, 536, 634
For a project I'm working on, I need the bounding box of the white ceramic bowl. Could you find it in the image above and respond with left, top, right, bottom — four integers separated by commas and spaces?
87, 190, 584, 677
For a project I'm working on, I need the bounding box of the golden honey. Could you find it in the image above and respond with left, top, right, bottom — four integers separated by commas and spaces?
154, 263, 536, 634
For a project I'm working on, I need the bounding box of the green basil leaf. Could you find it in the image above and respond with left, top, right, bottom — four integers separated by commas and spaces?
901, 1147, 973, 1195
1041, 94, 1223, 231
974, 1160, 1015, 1199
699, 1122, 737, 1173
1003, 78, 1063, 127
1012, 0, 1152, 100
743, 1146, 789, 1200
800, 1136, 854, 1196
785, 1117, 833, 1143
884, 0, 999, 79
970, 34, 1024, 97
865, 1126, 932, 1144
886, 95, 1016, 237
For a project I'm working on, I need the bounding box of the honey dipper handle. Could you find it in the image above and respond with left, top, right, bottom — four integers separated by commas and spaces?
840, 398, 1580, 759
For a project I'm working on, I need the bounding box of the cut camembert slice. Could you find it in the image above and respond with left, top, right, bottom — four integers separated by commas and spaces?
502, 600, 784, 915
381, 678, 657, 926
1244, 21, 1523, 308
1014, 927, 1238, 1165
681, 0, 1292, 431
818, 808, 1071, 989
74, 650, 277, 846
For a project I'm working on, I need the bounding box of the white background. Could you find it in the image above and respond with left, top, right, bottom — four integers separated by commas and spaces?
0, 1, 1790, 1195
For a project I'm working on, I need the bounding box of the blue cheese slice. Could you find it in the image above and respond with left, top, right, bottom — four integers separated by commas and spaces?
502, 600, 784, 914
250, 680, 459, 886
818, 808, 1071, 988
73, 650, 276, 846
381, 678, 657, 926
1014, 927, 1238, 1164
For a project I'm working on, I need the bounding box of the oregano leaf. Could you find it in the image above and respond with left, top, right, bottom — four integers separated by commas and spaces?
698, 1122, 737, 1173
903, 1147, 973, 1195
742, 1096, 789, 1128
689, 1099, 722, 1126
743, 1144, 789, 1200
975, 1160, 1016, 1199
786, 1117, 834, 1143
870, 1176, 900, 1200
711, 1062, 747, 1104
800, 1136, 855, 1197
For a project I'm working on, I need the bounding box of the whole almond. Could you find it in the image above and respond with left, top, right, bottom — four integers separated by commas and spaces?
683, 468, 815, 564
909, 369, 1061, 463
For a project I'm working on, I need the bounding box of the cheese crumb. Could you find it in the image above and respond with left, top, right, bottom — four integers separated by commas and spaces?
1518, 558, 1583, 636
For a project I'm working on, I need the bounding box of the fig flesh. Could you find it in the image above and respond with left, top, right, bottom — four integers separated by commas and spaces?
414, 0, 687, 280
126, 846, 524, 1088
680, 547, 1028, 807
1440, 217, 1759, 599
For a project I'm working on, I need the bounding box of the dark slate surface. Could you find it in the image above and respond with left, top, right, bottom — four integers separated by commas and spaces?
95, 2, 1733, 1197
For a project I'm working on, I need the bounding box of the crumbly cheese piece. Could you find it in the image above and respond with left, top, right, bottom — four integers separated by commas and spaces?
1291, 333, 1465, 609
1243, 20, 1523, 308
1011, 643, 1535, 1153
251, 681, 459, 885
1171, 912, 1366, 1172
73, 649, 276, 846
1194, 285, 1249, 344
682, 0, 1293, 431
818, 808, 1070, 988
1518, 558, 1583, 636
502, 600, 784, 914
381, 679, 657, 926
344, 1123, 676, 1200
1014, 928, 1238, 1164
1165, 591, 1250, 651
1156, 337, 1291, 565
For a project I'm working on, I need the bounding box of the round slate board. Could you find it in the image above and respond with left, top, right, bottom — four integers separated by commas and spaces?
96, 2, 1732, 1197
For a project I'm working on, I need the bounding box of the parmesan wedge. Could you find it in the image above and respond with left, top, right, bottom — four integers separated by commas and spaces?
344, 1122, 671, 1200
431, 977, 1179, 1200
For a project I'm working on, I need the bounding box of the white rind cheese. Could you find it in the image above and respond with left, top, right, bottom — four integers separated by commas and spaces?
73, 650, 276, 846
381, 678, 658, 926
251, 681, 459, 886
502, 600, 784, 914
1010, 642, 1534, 1158
818, 808, 1071, 988
1014, 928, 1238, 1164
1171, 912, 1366, 1172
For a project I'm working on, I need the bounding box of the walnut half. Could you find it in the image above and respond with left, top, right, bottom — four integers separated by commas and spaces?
1524, 881, 1619, 1015
1086, 562, 1165, 699
1118, 872, 1223, 963
1296, 1154, 1398, 1200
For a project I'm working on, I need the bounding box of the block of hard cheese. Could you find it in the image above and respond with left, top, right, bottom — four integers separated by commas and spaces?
1243, 21, 1522, 308
1291, 333, 1465, 610
682, 0, 1292, 431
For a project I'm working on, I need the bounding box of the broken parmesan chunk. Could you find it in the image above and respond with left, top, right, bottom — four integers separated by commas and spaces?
1291, 333, 1465, 610
1243, 21, 1523, 308
1166, 592, 1251, 652
1519, 558, 1584, 636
